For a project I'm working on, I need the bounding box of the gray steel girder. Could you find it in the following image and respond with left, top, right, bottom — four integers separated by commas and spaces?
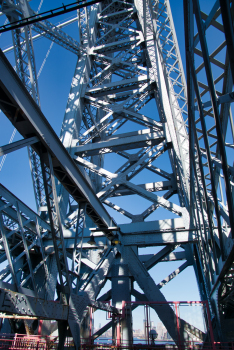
140, 251, 187, 264
0, 136, 39, 157
0, 287, 120, 321
44, 219, 196, 249
0, 287, 68, 321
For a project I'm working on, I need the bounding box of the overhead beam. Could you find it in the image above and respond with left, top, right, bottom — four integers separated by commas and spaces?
131, 289, 147, 301
200, 149, 234, 177
0, 1, 81, 56
120, 218, 188, 234
111, 180, 175, 196
122, 231, 196, 247
86, 75, 149, 96
75, 129, 165, 156
97, 289, 112, 302
194, 92, 234, 111
139, 251, 186, 263
56, 219, 196, 248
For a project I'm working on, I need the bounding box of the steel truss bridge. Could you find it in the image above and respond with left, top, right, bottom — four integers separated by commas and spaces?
0, 0, 233, 348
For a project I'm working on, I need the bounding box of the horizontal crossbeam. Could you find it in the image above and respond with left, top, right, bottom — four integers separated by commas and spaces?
0, 287, 120, 320
75, 129, 165, 156
0, 136, 39, 157
139, 251, 186, 263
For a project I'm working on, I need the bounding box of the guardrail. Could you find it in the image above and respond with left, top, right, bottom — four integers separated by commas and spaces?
0, 335, 234, 350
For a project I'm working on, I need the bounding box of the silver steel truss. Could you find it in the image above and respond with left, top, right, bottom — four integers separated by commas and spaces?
0, 0, 234, 348
184, 0, 234, 341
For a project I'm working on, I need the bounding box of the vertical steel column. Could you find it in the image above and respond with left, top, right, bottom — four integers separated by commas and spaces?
190, 105, 220, 269
72, 202, 87, 293
116, 321, 121, 346
16, 0, 40, 105
15, 202, 38, 293
205, 300, 215, 350
40, 151, 70, 349
184, 0, 224, 270
175, 303, 182, 350
39, 149, 81, 349
0, 214, 18, 287
184, 0, 216, 293
145, 304, 150, 345
111, 257, 132, 346
89, 307, 93, 344
148, 0, 190, 207
40, 151, 71, 294
35, 217, 51, 299
220, 0, 234, 85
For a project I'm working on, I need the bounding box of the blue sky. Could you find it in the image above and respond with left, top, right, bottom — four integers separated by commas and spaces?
0, 0, 219, 332
0, 0, 216, 210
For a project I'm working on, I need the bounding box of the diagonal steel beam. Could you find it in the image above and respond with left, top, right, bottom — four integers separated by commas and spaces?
131, 289, 205, 341
125, 246, 185, 342
0, 49, 114, 232
157, 261, 189, 289
144, 245, 177, 270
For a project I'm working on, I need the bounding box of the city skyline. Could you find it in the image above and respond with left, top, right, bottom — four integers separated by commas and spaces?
93, 321, 172, 340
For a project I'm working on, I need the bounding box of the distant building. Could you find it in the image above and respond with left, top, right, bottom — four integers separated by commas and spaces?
143, 319, 147, 339
157, 322, 166, 340
133, 329, 144, 338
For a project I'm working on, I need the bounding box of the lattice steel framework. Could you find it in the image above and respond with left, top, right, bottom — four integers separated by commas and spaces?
184, 0, 234, 341
0, 0, 234, 348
